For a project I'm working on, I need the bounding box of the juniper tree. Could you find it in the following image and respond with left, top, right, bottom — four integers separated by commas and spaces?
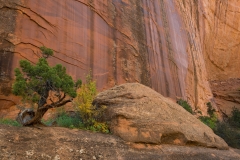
12, 46, 82, 126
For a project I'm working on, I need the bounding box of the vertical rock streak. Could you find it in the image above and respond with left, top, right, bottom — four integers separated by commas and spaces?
143, 0, 188, 98
175, 0, 215, 110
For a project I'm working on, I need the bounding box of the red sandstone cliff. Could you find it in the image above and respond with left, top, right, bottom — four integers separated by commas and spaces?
0, 0, 239, 117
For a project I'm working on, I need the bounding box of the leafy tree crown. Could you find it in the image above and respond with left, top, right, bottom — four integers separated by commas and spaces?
12, 47, 82, 104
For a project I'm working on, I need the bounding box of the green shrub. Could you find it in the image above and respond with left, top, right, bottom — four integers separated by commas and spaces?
207, 107, 240, 149
206, 102, 216, 116
228, 107, 240, 128
199, 102, 217, 129
0, 119, 21, 126
177, 99, 193, 114
214, 122, 240, 149
55, 112, 82, 129
199, 114, 217, 129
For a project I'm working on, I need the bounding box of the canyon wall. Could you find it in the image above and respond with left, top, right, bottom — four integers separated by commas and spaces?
2, 0, 238, 117
203, 0, 240, 80
202, 0, 240, 113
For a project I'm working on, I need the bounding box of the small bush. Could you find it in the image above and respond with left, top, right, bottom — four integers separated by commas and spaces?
177, 99, 193, 114
206, 102, 216, 116
75, 74, 109, 133
56, 112, 82, 129
214, 122, 240, 149
199, 102, 217, 129
206, 107, 240, 149
228, 107, 240, 128
199, 114, 217, 129
0, 119, 21, 126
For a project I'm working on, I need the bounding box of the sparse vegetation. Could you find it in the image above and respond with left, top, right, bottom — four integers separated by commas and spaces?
228, 107, 240, 128
214, 122, 240, 149
177, 100, 240, 148
199, 102, 217, 129
0, 119, 21, 126
197, 103, 240, 149
213, 107, 240, 148
199, 115, 217, 129
55, 111, 81, 129
177, 99, 193, 114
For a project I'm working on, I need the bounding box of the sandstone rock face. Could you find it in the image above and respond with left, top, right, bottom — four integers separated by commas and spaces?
201, 0, 240, 114
93, 83, 228, 150
210, 78, 240, 116
175, 0, 213, 112
0, 0, 213, 115
203, 0, 240, 81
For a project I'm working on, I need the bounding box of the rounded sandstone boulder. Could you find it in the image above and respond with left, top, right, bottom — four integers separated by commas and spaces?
93, 83, 228, 150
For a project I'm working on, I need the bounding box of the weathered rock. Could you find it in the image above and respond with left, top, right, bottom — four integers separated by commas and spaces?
1, 125, 240, 160
0, 0, 213, 116
203, 0, 240, 81
210, 79, 240, 116
93, 83, 228, 150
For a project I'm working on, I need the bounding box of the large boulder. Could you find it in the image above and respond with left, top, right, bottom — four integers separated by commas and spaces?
93, 83, 228, 150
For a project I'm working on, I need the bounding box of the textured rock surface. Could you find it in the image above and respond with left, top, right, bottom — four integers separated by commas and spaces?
1, 125, 240, 160
210, 78, 240, 116
203, 0, 240, 81
0, 0, 213, 116
93, 83, 228, 149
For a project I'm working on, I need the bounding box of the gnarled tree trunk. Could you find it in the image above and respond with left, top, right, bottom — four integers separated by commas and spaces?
16, 108, 48, 126
16, 96, 72, 126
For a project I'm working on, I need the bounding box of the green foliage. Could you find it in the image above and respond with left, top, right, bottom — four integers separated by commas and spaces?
75, 74, 109, 133
213, 108, 240, 149
40, 46, 53, 57
198, 105, 240, 149
228, 107, 240, 128
199, 114, 217, 129
199, 102, 217, 129
206, 102, 216, 116
12, 46, 81, 104
177, 99, 193, 114
214, 122, 240, 149
55, 112, 81, 129
0, 119, 21, 127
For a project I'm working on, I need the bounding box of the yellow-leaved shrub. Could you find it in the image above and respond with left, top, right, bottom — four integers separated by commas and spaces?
75, 74, 109, 133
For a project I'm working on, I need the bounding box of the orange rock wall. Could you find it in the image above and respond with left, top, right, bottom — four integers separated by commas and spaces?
202, 0, 240, 80
0, 0, 220, 117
